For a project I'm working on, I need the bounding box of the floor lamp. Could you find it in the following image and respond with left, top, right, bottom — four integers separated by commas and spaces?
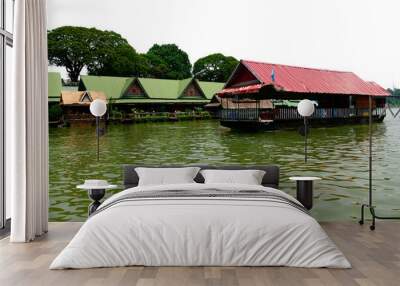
359, 95, 400, 230
297, 99, 315, 163
90, 99, 107, 161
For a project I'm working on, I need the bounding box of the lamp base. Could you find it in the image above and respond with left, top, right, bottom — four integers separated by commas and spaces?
87, 189, 106, 215
359, 203, 400, 231
296, 181, 313, 210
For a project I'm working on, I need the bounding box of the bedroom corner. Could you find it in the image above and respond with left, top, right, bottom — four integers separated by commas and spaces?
1, 0, 400, 285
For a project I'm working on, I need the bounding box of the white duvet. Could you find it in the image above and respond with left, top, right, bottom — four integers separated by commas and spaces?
50, 183, 351, 269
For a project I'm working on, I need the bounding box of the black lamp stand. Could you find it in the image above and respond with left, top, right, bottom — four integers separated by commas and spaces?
359, 95, 400, 230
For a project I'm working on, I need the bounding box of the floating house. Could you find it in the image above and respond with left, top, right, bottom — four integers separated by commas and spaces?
78, 75, 224, 112
205, 95, 274, 118
205, 95, 298, 118
60, 91, 107, 120
47, 73, 224, 120
216, 60, 390, 130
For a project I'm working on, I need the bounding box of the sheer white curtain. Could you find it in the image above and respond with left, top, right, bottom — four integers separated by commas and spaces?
7, 0, 48, 242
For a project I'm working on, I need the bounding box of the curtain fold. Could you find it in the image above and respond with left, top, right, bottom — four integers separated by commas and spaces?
7, 0, 48, 242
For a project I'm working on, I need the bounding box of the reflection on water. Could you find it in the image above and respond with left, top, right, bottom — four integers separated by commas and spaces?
49, 115, 400, 221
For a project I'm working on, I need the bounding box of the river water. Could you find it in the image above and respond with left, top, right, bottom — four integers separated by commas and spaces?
49, 115, 400, 221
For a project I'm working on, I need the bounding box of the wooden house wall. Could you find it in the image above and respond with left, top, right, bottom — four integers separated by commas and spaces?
315, 95, 350, 108
63, 106, 93, 120
183, 82, 202, 97
125, 81, 145, 97
355, 96, 378, 108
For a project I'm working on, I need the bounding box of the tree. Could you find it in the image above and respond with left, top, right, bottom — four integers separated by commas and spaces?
48, 26, 95, 82
387, 88, 400, 106
146, 44, 192, 79
388, 88, 400, 96
193, 53, 239, 82
142, 53, 169, 78
133, 54, 152, 77
48, 26, 140, 80
86, 30, 139, 77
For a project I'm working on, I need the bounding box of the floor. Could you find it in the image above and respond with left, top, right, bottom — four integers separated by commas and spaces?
0, 222, 399, 286
0, 219, 10, 239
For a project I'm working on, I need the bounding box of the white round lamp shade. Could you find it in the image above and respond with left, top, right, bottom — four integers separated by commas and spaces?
90, 99, 107, 117
297, 99, 315, 117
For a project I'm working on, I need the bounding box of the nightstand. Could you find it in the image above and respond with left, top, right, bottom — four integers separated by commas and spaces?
289, 177, 321, 210
77, 180, 117, 215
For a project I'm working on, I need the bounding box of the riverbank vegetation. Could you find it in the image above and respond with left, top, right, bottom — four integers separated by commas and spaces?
388, 88, 400, 106
49, 105, 213, 126
108, 106, 212, 123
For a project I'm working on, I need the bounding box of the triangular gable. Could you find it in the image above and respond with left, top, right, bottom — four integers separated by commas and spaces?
179, 79, 206, 98
80, 91, 92, 102
122, 78, 148, 98
224, 61, 261, 89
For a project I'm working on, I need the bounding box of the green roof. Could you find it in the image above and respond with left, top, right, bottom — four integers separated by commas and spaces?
79, 75, 134, 99
115, 98, 209, 104
197, 81, 225, 99
48, 72, 62, 98
78, 75, 224, 102
138, 77, 184, 99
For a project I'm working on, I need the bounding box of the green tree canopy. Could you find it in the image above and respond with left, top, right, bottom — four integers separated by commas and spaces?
131, 54, 152, 77
387, 88, 400, 106
48, 26, 140, 81
86, 30, 138, 77
146, 44, 192, 79
48, 26, 240, 82
48, 26, 96, 82
388, 88, 400, 96
193, 53, 239, 82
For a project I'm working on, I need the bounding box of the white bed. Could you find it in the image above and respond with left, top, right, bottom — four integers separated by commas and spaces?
50, 183, 351, 269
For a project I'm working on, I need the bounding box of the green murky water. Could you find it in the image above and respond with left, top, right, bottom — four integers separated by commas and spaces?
49, 116, 400, 221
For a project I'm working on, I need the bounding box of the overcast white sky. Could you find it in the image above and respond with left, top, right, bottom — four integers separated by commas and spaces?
47, 0, 400, 88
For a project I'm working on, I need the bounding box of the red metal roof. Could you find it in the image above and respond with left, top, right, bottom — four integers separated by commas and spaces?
217, 84, 263, 95
219, 60, 390, 97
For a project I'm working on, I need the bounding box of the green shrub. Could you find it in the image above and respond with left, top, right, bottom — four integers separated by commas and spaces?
48, 104, 63, 122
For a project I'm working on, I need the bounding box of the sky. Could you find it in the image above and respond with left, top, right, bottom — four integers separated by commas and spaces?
47, 0, 400, 88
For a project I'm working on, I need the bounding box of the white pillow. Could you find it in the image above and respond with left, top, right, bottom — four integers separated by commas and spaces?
200, 169, 266, 185
135, 167, 201, 186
